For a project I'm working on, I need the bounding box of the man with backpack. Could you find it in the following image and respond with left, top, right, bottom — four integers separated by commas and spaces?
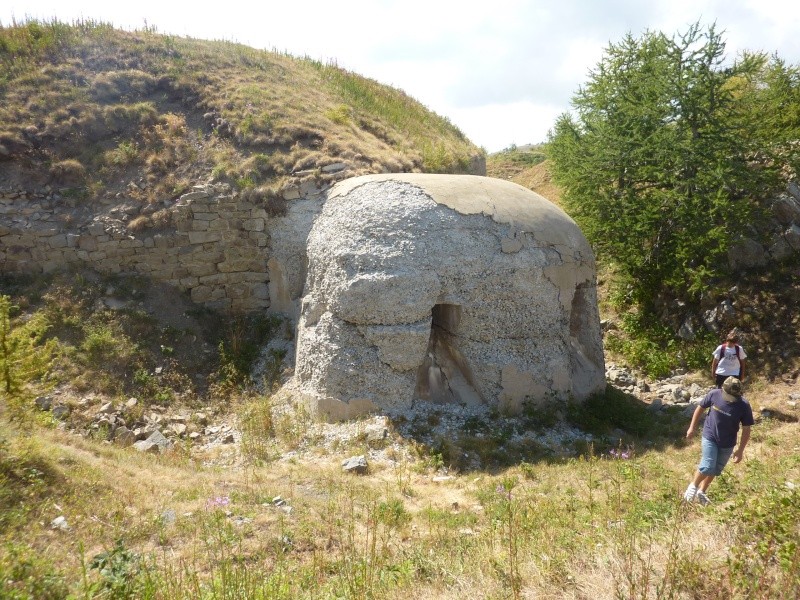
711, 329, 747, 388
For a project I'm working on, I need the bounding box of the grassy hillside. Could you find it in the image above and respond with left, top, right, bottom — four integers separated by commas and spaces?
486, 145, 561, 206
1, 268, 798, 598
0, 20, 481, 206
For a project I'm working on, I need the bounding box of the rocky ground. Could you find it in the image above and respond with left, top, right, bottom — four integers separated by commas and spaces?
31, 353, 800, 478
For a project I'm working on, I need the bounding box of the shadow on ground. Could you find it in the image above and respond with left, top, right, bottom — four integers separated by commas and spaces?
385, 385, 692, 474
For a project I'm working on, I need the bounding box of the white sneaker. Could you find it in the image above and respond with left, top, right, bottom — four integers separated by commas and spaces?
696, 490, 711, 506
683, 484, 697, 502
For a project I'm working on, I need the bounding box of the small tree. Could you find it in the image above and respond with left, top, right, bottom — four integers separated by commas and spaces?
0, 295, 57, 419
0, 295, 16, 394
548, 23, 800, 312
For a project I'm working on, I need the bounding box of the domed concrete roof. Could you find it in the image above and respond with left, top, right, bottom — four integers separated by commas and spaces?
291, 174, 605, 420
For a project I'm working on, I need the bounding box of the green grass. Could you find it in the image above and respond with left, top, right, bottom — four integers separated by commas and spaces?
1, 393, 798, 599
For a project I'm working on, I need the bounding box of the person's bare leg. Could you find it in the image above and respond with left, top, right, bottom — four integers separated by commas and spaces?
697, 475, 715, 492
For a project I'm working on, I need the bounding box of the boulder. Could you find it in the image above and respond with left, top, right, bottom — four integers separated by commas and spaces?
342, 455, 369, 474
772, 194, 800, 225
133, 430, 171, 454
727, 238, 767, 270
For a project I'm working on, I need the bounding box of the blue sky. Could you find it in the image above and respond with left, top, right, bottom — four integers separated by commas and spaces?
3, 0, 800, 152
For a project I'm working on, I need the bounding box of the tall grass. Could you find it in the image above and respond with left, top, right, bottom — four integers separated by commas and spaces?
3, 404, 797, 598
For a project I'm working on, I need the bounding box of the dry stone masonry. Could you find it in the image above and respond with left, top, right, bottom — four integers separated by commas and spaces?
291, 174, 606, 420
1, 183, 288, 312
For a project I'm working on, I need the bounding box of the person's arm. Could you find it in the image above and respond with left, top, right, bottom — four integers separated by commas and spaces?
732, 426, 751, 463
739, 358, 746, 381
711, 347, 720, 379
686, 405, 705, 439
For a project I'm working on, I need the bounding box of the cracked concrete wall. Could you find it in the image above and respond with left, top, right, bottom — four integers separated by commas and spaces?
292, 174, 605, 420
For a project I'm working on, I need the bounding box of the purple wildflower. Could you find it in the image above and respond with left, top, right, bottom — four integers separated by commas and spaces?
207, 495, 231, 508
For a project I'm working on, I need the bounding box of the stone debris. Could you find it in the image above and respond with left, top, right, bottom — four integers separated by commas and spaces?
52, 405, 70, 420
35, 396, 53, 411
342, 455, 369, 474
133, 430, 172, 454
113, 426, 136, 447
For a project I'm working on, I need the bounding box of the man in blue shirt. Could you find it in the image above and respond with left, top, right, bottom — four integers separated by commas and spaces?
683, 376, 754, 505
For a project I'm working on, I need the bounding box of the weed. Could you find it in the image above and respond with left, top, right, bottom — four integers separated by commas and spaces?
85, 539, 146, 599
104, 140, 140, 167
238, 396, 275, 464
727, 483, 800, 595
214, 314, 282, 391
1, 295, 54, 391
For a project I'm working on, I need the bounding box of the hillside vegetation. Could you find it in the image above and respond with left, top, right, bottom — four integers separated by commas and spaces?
486, 144, 561, 205
0, 19, 481, 208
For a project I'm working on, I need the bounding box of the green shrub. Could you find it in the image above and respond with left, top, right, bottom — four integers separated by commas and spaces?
86, 539, 153, 599
0, 543, 69, 600
605, 310, 715, 378
0, 295, 57, 397
215, 314, 283, 390
104, 140, 139, 167
81, 323, 119, 358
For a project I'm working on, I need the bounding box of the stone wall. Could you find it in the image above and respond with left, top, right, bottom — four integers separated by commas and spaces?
0, 183, 276, 312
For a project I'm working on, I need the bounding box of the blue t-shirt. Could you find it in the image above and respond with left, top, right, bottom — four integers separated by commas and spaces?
700, 388, 754, 448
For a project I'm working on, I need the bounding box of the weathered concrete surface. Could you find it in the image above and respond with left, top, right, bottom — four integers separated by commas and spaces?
292, 174, 605, 420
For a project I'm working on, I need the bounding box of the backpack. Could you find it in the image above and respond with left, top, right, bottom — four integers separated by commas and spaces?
717, 344, 740, 360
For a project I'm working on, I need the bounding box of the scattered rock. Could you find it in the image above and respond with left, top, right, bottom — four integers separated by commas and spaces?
35, 396, 53, 411
161, 509, 177, 525
98, 401, 115, 414
342, 455, 368, 474
50, 516, 69, 531
114, 426, 136, 447
133, 430, 171, 454
364, 423, 389, 447
52, 405, 70, 420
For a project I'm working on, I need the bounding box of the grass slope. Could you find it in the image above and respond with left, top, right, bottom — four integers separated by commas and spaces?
0, 20, 481, 208
1, 271, 799, 598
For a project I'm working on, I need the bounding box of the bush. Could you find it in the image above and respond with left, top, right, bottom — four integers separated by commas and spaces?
48, 159, 86, 184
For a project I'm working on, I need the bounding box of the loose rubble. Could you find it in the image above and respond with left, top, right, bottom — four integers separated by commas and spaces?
31, 357, 798, 473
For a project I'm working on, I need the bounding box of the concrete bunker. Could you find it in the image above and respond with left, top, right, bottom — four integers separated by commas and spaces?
292, 174, 605, 420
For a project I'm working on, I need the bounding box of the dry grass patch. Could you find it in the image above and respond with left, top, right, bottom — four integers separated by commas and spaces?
2, 395, 799, 598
